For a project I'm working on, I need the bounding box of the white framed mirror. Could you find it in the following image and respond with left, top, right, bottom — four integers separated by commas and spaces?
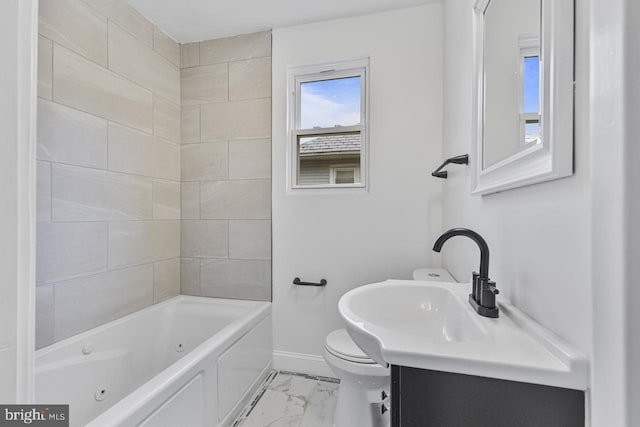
472, 0, 574, 195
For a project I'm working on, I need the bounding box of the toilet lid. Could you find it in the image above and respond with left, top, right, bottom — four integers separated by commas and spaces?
325, 329, 375, 363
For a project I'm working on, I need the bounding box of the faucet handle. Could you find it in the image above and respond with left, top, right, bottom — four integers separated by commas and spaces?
472, 272, 480, 302
479, 280, 499, 313
488, 282, 499, 294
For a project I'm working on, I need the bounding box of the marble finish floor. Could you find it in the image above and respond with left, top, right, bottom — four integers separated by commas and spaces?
233, 371, 340, 427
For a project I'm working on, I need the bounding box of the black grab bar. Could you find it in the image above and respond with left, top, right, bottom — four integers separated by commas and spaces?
293, 277, 327, 287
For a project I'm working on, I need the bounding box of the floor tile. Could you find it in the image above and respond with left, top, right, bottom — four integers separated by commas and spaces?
234, 371, 339, 427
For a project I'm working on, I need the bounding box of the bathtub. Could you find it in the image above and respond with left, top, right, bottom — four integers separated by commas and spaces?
35, 296, 272, 427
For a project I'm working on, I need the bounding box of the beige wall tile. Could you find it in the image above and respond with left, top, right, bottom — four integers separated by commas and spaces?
200, 180, 271, 220
153, 96, 180, 143
200, 31, 271, 65
109, 220, 180, 269
108, 123, 180, 181
181, 64, 228, 106
153, 180, 180, 220
38, 35, 53, 100
154, 26, 180, 66
39, 0, 108, 66
201, 98, 271, 141
153, 137, 181, 180
37, 161, 51, 223
154, 258, 180, 303
229, 220, 271, 260
181, 106, 200, 144
52, 163, 152, 221
181, 42, 200, 68
83, 0, 154, 47
54, 265, 154, 341
181, 142, 228, 182
181, 182, 200, 220
37, 98, 108, 169
200, 259, 271, 301
180, 258, 201, 296
181, 220, 228, 258
229, 139, 271, 180
36, 284, 55, 349
53, 44, 153, 132
36, 222, 108, 285
108, 22, 180, 105
229, 57, 271, 101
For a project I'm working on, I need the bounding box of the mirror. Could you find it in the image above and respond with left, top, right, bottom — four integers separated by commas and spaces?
473, 0, 574, 195
483, 0, 541, 169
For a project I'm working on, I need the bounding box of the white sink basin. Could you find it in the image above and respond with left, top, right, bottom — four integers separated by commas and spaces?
339, 280, 588, 390
346, 283, 486, 344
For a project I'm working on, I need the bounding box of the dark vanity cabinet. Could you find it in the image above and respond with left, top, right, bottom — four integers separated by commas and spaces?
390, 366, 585, 427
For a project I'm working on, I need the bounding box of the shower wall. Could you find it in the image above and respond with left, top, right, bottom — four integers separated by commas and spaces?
36, 0, 181, 348
179, 32, 272, 301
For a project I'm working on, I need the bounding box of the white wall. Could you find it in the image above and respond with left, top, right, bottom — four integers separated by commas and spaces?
272, 4, 443, 375
590, 0, 639, 424
0, 0, 36, 402
441, 0, 592, 360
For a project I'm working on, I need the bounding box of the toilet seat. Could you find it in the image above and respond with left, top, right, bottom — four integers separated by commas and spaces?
324, 329, 377, 364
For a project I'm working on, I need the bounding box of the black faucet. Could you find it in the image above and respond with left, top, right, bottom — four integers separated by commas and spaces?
433, 228, 499, 318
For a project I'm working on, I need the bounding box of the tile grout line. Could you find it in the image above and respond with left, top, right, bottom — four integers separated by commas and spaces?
44, 157, 181, 185
51, 279, 56, 345
50, 36, 55, 101
152, 260, 155, 303
48, 160, 53, 223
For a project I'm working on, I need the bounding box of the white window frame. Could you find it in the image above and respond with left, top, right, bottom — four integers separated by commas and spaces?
517, 36, 541, 148
287, 58, 370, 192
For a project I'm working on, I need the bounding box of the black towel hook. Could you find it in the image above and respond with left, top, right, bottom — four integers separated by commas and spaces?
431, 154, 469, 179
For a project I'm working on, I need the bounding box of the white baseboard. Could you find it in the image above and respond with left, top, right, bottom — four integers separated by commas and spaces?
272, 350, 334, 378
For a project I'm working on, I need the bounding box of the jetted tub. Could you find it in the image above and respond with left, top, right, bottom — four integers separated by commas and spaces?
35, 296, 272, 427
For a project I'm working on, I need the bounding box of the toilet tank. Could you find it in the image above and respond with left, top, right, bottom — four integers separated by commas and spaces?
412, 268, 457, 282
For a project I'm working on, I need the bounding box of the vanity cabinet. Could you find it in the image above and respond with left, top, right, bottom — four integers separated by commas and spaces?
390, 366, 585, 427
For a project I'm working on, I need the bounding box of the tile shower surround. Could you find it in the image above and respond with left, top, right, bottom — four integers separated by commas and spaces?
179, 31, 272, 302
36, 0, 272, 349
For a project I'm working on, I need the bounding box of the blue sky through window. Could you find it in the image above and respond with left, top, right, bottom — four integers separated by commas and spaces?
300, 77, 361, 129
525, 122, 540, 142
523, 56, 540, 113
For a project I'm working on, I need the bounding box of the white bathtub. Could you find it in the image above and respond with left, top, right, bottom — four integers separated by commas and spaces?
35, 296, 272, 427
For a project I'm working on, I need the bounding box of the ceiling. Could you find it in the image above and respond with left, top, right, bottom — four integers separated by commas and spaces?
128, 0, 435, 43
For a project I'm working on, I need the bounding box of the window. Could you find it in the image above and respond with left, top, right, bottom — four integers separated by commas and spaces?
288, 59, 369, 190
518, 36, 541, 147
330, 165, 360, 185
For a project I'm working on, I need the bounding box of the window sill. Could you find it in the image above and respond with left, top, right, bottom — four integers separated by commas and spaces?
287, 183, 369, 195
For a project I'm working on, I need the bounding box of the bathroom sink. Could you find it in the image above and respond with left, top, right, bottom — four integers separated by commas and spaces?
339, 280, 588, 390
345, 283, 486, 344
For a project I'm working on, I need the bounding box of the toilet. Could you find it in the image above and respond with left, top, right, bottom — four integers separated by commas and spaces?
324, 328, 390, 427
324, 268, 457, 427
